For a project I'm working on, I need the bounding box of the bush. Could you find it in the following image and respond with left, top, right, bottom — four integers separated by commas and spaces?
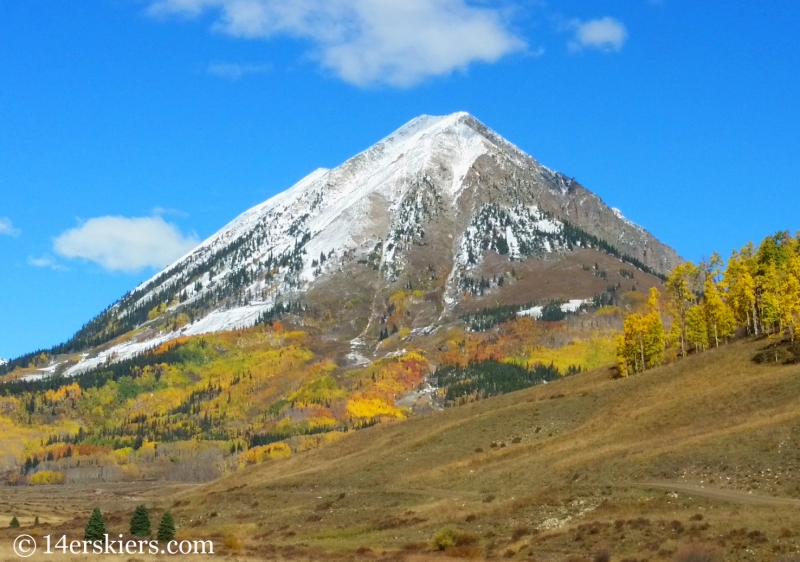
223, 535, 242, 551
29, 471, 66, 485
673, 543, 721, 562
9, 517, 20, 528
593, 549, 611, 562
432, 527, 478, 551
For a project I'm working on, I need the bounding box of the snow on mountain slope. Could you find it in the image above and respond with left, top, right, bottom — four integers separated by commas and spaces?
59, 112, 680, 376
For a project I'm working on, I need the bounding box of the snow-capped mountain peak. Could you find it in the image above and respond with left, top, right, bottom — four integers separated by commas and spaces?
61, 112, 680, 376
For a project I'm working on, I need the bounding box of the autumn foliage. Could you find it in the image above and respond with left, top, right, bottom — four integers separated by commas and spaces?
616, 231, 800, 374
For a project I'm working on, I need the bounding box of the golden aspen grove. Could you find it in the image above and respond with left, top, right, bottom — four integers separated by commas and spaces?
616, 231, 800, 374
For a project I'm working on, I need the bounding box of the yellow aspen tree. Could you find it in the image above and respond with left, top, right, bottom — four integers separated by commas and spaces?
643, 287, 666, 368
614, 334, 630, 377
722, 251, 757, 335
760, 262, 782, 335
623, 313, 647, 374
779, 255, 800, 341
740, 242, 762, 336
686, 305, 708, 352
665, 262, 699, 358
702, 278, 735, 347
615, 288, 665, 376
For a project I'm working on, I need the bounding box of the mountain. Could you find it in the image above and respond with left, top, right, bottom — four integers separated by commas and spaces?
52, 112, 679, 374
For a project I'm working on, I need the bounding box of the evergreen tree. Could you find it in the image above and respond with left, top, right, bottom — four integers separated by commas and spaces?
130, 505, 151, 537
157, 511, 176, 542
9, 516, 20, 528
84, 508, 106, 542
34, 516, 39, 526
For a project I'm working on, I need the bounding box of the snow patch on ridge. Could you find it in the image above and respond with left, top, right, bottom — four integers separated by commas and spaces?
611, 207, 646, 232
517, 299, 587, 319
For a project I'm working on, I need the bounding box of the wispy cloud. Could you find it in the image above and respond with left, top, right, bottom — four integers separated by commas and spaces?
207, 62, 272, 79
569, 17, 628, 52
148, 0, 526, 87
53, 216, 200, 273
152, 206, 190, 218
28, 255, 68, 271
0, 217, 20, 237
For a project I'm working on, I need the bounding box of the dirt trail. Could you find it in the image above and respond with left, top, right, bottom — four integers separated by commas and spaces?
635, 482, 800, 507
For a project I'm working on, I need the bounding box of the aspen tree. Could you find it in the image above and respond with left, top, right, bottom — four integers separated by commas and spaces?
702, 278, 735, 346
686, 305, 708, 352
779, 255, 800, 341
665, 262, 699, 357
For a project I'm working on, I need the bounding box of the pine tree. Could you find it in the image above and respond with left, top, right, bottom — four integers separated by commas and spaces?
84, 508, 106, 542
9, 516, 20, 528
130, 505, 151, 537
157, 511, 176, 542
34, 516, 39, 526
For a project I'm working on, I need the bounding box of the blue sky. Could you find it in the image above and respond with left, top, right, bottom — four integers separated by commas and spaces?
1, 0, 799, 359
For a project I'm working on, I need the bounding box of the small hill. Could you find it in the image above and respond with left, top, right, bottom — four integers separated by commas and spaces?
163, 338, 800, 561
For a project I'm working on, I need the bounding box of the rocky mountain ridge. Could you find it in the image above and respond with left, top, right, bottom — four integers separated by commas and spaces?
10, 112, 680, 376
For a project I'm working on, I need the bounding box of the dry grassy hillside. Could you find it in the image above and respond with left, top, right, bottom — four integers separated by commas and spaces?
3, 338, 800, 562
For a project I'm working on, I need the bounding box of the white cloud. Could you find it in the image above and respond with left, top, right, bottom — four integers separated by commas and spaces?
207, 62, 273, 79
53, 216, 200, 273
148, 0, 526, 87
28, 255, 67, 271
569, 17, 628, 52
0, 217, 20, 237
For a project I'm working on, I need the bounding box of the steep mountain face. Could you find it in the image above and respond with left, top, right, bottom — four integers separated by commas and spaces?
61, 112, 679, 371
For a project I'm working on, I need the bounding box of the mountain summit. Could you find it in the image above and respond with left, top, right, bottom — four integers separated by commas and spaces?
61, 112, 679, 373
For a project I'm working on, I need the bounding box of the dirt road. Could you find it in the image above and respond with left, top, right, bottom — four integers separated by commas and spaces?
635, 481, 800, 507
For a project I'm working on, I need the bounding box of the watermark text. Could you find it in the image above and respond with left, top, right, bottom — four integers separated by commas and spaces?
13, 534, 214, 557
